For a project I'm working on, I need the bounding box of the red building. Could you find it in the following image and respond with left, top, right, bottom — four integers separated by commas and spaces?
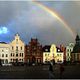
25, 38, 43, 64
60, 45, 66, 62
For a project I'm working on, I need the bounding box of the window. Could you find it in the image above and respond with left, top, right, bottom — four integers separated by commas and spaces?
33, 47, 36, 50
60, 54, 62, 56
13, 53, 14, 57
27, 52, 30, 54
16, 46, 18, 51
2, 54, 4, 57
6, 54, 8, 57
16, 54, 18, 57
68, 58, 70, 61
45, 58, 47, 61
45, 54, 47, 56
67, 49, 69, 52
70, 49, 72, 52
20, 53, 21, 57
57, 59, 59, 61
19, 59, 21, 61
27, 59, 30, 63
16, 39, 18, 41
12, 46, 13, 50
22, 53, 23, 57
21, 47, 22, 50
27, 47, 29, 49
68, 53, 69, 56
16, 51, 18, 54
16, 39, 18, 44
77, 54, 79, 60
45, 49, 48, 51
27, 50, 29, 52
11, 53, 12, 57
57, 54, 59, 56
13, 59, 15, 62
1, 59, 4, 64
2, 50, 4, 52
74, 54, 75, 60
5, 59, 8, 63
22, 59, 23, 61
11, 59, 12, 61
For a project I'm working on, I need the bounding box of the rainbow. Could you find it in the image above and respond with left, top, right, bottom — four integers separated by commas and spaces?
32, 1, 76, 39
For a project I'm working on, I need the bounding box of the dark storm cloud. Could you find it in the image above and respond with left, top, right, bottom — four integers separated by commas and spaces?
0, 1, 79, 46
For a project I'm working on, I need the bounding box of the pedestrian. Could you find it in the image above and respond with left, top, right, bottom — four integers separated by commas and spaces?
49, 62, 54, 79
59, 64, 64, 78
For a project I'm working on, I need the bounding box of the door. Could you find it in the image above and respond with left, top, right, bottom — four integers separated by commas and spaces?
32, 56, 36, 63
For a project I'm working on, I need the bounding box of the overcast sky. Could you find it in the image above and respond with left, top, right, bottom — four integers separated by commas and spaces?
0, 1, 79, 46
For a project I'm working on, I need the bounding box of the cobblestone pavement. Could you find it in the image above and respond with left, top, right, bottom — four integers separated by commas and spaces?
0, 64, 80, 79
0, 65, 52, 79
53, 64, 80, 79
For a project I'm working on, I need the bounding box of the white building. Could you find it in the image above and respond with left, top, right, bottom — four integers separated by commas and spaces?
0, 42, 10, 64
9, 34, 25, 63
43, 45, 51, 63
66, 43, 74, 61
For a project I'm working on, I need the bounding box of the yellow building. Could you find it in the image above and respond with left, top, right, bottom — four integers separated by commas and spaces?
43, 44, 64, 64
9, 34, 25, 63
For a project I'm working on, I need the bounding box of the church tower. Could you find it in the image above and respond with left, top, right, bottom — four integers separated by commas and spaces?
72, 34, 80, 53
75, 34, 80, 45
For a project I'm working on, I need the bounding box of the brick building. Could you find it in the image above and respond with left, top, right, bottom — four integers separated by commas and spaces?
25, 38, 43, 64
60, 45, 66, 62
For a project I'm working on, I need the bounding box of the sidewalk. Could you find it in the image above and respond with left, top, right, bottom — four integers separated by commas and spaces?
52, 64, 60, 78
52, 64, 80, 79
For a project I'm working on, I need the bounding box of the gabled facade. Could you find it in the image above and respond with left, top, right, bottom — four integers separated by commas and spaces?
43, 44, 64, 64
25, 38, 43, 64
9, 34, 25, 63
51, 44, 63, 63
66, 43, 74, 61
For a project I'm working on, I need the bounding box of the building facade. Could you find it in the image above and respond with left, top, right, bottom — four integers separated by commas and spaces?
0, 42, 10, 64
71, 34, 80, 62
55, 47, 63, 63
25, 38, 43, 64
43, 45, 51, 63
50, 44, 64, 63
9, 34, 25, 63
43, 44, 64, 63
66, 43, 74, 62
60, 45, 66, 62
